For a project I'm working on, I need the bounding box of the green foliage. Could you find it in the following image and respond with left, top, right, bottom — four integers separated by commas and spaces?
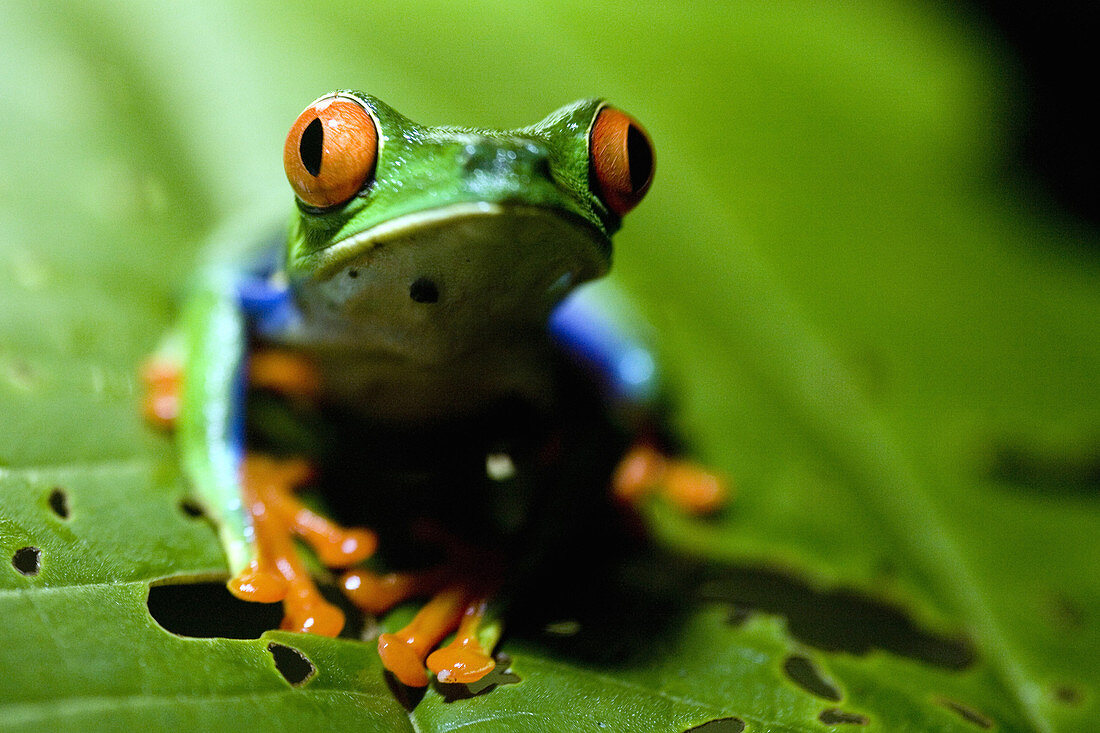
1, 1, 1097, 731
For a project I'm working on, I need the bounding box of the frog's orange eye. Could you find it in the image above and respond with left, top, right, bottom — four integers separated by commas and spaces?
589, 107, 655, 217
284, 95, 378, 208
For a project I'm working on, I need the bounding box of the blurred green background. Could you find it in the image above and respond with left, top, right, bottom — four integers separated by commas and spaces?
1, 1, 1097, 731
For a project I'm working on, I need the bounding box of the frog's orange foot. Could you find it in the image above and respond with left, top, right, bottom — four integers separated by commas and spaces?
141, 358, 182, 430
373, 585, 497, 687
248, 348, 322, 400
426, 597, 496, 684
612, 444, 731, 515
227, 453, 377, 638
342, 559, 499, 686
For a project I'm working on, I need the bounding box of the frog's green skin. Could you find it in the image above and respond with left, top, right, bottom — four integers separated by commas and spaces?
170, 92, 658, 578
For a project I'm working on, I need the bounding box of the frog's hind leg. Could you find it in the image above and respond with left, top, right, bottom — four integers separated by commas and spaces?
229, 454, 377, 636
612, 443, 731, 514
141, 334, 186, 430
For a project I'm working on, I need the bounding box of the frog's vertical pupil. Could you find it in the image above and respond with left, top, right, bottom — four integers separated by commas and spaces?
409, 278, 439, 303
300, 117, 324, 177
626, 125, 652, 192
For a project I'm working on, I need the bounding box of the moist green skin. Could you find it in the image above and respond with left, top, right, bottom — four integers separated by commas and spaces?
171, 91, 641, 586
286, 92, 618, 280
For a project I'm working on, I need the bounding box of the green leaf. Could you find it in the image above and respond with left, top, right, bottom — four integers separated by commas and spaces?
1, 1, 1097, 731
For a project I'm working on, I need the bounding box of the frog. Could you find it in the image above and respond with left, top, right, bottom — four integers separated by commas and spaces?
143, 91, 728, 688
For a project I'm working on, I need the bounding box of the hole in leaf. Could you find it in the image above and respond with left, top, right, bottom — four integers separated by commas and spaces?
148, 581, 364, 640
1053, 684, 1083, 706
819, 708, 869, 725
702, 566, 975, 669
178, 498, 205, 519
12, 546, 41, 576
147, 582, 283, 639
267, 642, 316, 686
47, 488, 70, 519
683, 718, 746, 733
987, 439, 1100, 495
783, 655, 841, 701
935, 698, 993, 729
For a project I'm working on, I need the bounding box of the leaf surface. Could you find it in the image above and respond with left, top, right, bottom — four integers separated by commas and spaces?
1, 2, 1097, 731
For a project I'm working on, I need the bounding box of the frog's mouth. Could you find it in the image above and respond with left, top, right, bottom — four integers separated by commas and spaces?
312, 202, 609, 280
297, 202, 610, 343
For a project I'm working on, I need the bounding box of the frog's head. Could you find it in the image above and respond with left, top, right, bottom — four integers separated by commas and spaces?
281, 91, 654, 341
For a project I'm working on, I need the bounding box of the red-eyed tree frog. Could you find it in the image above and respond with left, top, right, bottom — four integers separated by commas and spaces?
143, 92, 727, 688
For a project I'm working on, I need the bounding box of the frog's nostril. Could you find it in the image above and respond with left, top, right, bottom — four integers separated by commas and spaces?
461, 139, 549, 176
409, 278, 439, 304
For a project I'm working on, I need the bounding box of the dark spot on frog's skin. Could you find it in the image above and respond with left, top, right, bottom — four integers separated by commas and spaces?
300, 117, 324, 176
410, 277, 439, 303
347, 269, 359, 278
934, 698, 993, 729
819, 708, 870, 725
783, 654, 842, 701
12, 546, 41, 576
47, 487, 70, 519
267, 642, 316, 686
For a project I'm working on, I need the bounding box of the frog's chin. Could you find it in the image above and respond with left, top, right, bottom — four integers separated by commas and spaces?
296, 202, 610, 335
292, 201, 611, 343
312, 202, 609, 281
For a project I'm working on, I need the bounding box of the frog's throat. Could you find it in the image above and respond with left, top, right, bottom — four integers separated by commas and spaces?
304, 201, 611, 281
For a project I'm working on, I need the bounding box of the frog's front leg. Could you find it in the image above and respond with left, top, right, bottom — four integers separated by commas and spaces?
172, 272, 374, 637
550, 286, 732, 515
230, 453, 376, 635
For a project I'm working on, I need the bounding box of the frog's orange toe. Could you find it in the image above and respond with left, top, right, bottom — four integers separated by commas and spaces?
378, 633, 432, 687
341, 565, 451, 617
611, 444, 665, 502
281, 597, 345, 637
375, 586, 468, 686
228, 566, 288, 604
248, 348, 322, 400
427, 646, 495, 684
612, 443, 732, 515
141, 358, 182, 430
239, 453, 356, 638
663, 460, 731, 515
312, 527, 377, 568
